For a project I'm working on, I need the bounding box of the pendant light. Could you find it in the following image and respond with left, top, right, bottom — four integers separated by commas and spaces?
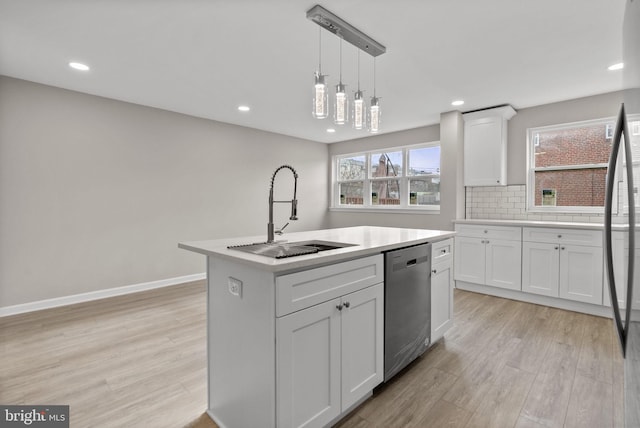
334, 39, 348, 125
352, 50, 366, 130
312, 27, 328, 119
369, 57, 381, 134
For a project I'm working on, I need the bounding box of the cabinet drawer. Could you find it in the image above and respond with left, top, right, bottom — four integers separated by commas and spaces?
455, 224, 521, 241
432, 239, 453, 263
522, 227, 602, 246
276, 255, 383, 317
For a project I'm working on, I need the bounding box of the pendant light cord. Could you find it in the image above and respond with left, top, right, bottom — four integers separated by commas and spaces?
373, 57, 377, 97
357, 49, 360, 91
318, 27, 322, 74
339, 38, 343, 82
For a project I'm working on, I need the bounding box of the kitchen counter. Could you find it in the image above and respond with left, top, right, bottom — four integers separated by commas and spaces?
179, 225, 455, 273
453, 218, 609, 230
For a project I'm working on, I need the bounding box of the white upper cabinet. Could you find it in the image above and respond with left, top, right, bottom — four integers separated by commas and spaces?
463, 105, 516, 186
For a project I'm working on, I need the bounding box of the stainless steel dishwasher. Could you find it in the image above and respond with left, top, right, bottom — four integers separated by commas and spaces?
383, 243, 431, 381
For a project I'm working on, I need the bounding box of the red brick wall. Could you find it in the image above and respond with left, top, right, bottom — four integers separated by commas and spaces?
534, 168, 607, 206
534, 122, 611, 207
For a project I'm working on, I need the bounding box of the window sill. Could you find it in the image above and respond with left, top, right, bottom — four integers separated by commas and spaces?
329, 206, 441, 215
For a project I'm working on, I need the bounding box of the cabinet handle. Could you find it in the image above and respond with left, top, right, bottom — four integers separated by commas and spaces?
485, 240, 490, 244
558, 234, 562, 238
555, 246, 559, 250
336, 304, 343, 311
344, 301, 350, 308
441, 249, 447, 253
497, 180, 500, 184
484, 230, 488, 233
561, 247, 566, 250
432, 269, 437, 274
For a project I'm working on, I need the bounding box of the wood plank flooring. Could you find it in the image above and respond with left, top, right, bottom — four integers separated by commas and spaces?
338, 290, 624, 428
1, 283, 623, 428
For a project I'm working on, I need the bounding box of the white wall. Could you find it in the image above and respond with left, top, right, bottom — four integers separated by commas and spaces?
0, 76, 329, 308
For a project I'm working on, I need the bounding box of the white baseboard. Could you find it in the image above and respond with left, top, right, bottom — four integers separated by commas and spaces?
455, 280, 613, 318
0, 273, 206, 317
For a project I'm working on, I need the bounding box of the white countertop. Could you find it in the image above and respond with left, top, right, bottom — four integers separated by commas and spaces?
179, 226, 455, 273
453, 218, 607, 230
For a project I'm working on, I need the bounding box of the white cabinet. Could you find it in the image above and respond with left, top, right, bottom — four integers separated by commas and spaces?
206, 254, 384, 428
276, 257, 384, 428
462, 105, 516, 186
431, 239, 454, 343
522, 227, 603, 305
454, 224, 522, 290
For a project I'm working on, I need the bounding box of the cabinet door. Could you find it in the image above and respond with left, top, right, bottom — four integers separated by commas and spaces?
431, 258, 453, 343
341, 283, 384, 410
485, 239, 522, 290
522, 242, 560, 297
464, 116, 505, 186
559, 245, 603, 305
454, 236, 486, 284
276, 299, 341, 428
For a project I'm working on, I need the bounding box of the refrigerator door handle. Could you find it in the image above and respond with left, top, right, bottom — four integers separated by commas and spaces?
605, 103, 634, 356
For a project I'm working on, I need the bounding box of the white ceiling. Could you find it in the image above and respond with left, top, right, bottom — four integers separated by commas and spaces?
0, 0, 627, 143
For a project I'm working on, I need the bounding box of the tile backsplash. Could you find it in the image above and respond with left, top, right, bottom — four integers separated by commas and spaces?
465, 185, 614, 223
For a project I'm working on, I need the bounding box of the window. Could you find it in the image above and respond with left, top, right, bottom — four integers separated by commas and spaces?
527, 118, 615, 212
334, 142, 441, 210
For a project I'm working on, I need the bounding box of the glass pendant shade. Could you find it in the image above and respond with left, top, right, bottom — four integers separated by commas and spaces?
312, 72, 328, 119
369, 96, 381, 133
352, 90, 366, 129
334, 83, 348, 125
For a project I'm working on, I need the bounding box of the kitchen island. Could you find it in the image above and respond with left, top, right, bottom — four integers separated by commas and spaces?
179, 226, 455, 428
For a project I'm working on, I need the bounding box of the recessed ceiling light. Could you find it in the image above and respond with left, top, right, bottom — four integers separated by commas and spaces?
608, 62, 624, 71
327, 128, 336, 133
237, 105, 250, 112
69, 62, 90, 71
452, 100, 465, 106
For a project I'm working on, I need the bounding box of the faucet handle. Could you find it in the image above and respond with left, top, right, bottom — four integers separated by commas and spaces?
275, 222, 289, 235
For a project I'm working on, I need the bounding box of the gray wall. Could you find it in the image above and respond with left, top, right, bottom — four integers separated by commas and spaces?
0, 76, 329, 307
327, 113, 464, 231
507, 91, 624, 184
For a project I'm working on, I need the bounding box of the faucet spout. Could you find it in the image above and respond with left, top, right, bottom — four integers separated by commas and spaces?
268, 165, 299, 243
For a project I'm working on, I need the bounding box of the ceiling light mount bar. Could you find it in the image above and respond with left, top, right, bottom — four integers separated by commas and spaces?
306, 5, 386, 57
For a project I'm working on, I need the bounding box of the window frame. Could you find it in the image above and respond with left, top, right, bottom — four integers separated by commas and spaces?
526, 117, 616, 214
331, 141, 441, 213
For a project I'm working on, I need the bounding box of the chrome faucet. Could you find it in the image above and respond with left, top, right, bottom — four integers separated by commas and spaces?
267, 165, 298, 243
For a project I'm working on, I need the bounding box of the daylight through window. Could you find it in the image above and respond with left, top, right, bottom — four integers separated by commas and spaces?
334, 143, 441, 210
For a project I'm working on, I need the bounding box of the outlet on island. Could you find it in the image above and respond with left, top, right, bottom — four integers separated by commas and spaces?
228, 277, 242, 298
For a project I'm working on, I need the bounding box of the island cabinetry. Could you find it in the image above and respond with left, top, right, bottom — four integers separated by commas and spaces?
454, 224, 522, 290
522, 227, 603, 304
431, 238, 454, 343
275, 255, 384, 428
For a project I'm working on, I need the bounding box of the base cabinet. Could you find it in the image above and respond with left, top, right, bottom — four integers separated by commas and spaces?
522, 227, 603, 305
454, 225, 522, 291
431, 239, 454, 343
276, 282, 384, 428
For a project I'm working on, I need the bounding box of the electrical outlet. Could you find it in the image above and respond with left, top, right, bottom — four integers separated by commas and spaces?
228, 277, 242, 298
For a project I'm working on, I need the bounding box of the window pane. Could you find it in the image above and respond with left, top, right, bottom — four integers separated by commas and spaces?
339, 182, 364, 205
409, 179, 440, 205
338, 155, 366, 181
408, 146, 440, 176
533, 122, 613, 168
370, 151, 402, 177
534, 168, 606, 207
371, 180, 400, 205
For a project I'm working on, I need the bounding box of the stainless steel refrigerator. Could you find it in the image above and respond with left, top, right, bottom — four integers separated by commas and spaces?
604, 1, 640, 426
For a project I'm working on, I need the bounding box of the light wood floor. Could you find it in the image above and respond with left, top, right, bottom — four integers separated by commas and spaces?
1, 283, 623, 428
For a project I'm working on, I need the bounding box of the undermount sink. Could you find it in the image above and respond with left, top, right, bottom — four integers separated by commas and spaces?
227, 240, 356, 259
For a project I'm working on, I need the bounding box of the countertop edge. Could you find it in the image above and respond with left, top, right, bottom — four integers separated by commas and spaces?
178, 226, 456, 273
